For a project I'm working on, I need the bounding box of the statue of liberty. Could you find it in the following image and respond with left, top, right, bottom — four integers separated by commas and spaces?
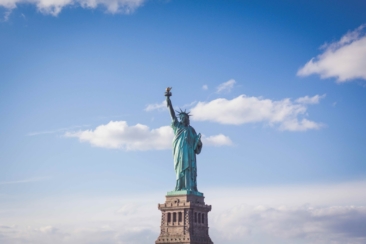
165, 88, 203, 194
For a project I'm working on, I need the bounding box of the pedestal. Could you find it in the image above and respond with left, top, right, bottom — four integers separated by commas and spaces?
155, 192, 214, 244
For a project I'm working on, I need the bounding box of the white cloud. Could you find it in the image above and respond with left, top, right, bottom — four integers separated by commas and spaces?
212, 204, 366, 244
65, 120, 232, 150
38, 226, 58, 234
216, 79, 236, 93
207, 181, 366, 244
202, 134, 232, 146
0, 177, 50, 185
27, 125, 89, 136
65, 121, 173, 150
297, 24, 366, 82
295, 94, 326, 104
117, 203, 138, 215
0, 224, 156, 244
202, 84, 208, 90
207, 181, 366, 207
278, 118, 321, 132
180, 100, 197, 109
0, 0, 144, 16
1, 9, 11, 21
190, 94, 323, 131
144, 100, 166, 112
1, 181, 366, 244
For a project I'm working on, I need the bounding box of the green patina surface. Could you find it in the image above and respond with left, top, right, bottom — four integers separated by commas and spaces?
167, 190, 204, 196
165, 89, 204, 193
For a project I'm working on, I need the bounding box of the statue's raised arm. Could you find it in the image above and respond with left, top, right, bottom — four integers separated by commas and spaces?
165, 87, 176, 122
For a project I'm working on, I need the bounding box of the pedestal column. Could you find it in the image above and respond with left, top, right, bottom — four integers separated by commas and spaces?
156, 192, 213, 244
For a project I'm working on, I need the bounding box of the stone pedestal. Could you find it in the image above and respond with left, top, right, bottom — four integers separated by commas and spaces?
155, 193, 214, 244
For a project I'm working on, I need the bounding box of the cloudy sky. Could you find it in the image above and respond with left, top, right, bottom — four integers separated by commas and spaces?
1, 0, 366, 243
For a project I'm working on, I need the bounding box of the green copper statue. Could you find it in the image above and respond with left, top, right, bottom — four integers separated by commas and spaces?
165, 88, 203, 194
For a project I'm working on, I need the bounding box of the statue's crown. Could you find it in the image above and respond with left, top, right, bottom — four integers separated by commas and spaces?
176, 108, 191, 118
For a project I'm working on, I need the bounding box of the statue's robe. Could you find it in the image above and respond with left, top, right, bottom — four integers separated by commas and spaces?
171, 118, 202, 191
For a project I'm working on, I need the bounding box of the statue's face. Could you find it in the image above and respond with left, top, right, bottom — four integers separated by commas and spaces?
180, 114, 190, 126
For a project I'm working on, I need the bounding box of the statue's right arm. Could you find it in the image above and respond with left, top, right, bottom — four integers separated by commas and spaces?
166, 96, 177, 121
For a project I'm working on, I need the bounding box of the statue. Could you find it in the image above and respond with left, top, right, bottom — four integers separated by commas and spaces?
165, 87, 203, 193
155, 88, 213, 244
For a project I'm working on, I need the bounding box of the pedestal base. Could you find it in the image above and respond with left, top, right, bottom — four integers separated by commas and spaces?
155, 193, 213, 244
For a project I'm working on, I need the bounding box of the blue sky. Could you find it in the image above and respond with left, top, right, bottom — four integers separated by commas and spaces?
1, 0, 366, 243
